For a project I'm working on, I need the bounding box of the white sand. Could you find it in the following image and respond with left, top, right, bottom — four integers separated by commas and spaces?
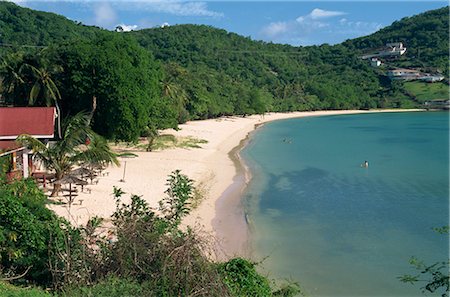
48, 109, 422, 257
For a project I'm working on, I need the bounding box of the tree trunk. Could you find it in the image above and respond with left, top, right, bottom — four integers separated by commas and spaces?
50, 172, 63, 197
55, 102, 62, 139
146, 136, 155, 152
88, 96, 97, 125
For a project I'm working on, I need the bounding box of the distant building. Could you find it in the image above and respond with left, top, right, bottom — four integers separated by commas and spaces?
370, 58, 382, 67
0, 107, 56, 180
387, 68, 421, 80
424, 99, 450, 110
418, 75, 445, 83
361, 42, 407, 60
386, 42, 405, 51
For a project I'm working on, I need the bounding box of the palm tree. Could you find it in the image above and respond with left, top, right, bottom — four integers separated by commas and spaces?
26, 64, 63, 139
0, 53, 27, 105
17, 112, 119, 196
161, 63, 189, 122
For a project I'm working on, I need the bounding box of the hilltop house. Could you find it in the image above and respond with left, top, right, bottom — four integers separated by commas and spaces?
387, 68, 421, 80
419, 74, 445, 83
361, 42, 407, 60
370, 58, 382, 67
387, 69, 445, 82
0, 107, 56, 180
424, 99, 450, 110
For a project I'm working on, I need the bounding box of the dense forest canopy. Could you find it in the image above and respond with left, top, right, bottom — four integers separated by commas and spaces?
0, 2, 448, 141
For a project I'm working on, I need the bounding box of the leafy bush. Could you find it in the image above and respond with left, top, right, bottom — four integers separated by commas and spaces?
1, 172, 299, 297
0, 179, 64, 285
60, 277, 144, 297
219, 258, 272, 297
107, 173, 230, 296
0, 282, 51, 297
399, 226, 449, 297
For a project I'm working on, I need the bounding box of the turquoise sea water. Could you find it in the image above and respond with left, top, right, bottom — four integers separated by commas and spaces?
241, 112, 449, 297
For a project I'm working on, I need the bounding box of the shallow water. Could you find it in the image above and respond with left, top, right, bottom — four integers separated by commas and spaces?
242, 112, 449, 297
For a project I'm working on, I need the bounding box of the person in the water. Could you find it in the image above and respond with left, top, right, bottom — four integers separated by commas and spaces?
361, 160, 369, 168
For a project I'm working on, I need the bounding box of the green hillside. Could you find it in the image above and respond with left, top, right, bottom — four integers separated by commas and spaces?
343, 7, 449, 74
0, 2, 448, 141
0, 1, 99, 48
130, 25, 381, 113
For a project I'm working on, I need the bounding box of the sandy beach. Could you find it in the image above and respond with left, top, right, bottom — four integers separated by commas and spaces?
48, 109, 422, 259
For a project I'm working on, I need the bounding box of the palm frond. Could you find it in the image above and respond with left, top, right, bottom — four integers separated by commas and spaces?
75, 134, 119, 167
59, 112, 91, 152
17, 134, 48, 152
16, 134, 54, 170
29, 81, 41, 105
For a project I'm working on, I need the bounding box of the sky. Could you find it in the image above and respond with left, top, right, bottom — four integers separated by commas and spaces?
8, 0, 448, 46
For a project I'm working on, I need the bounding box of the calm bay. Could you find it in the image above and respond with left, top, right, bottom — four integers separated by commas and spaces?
242, 112, 449, 296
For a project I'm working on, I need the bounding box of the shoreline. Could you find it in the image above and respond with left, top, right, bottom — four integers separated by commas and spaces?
47, 109, 424, 258
206, 109, 426, 259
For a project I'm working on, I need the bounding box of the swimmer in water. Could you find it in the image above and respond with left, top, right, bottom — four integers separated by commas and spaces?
361, 160, 369, 168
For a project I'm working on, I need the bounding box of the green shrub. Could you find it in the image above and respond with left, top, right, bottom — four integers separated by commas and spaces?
0, 173, 299, 297
219, 258, 272, 297
0, 179, 65, 286
0, 282, 51, 297
60, 277, 144, 297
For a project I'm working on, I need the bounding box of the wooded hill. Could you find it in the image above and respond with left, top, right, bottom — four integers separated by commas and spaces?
0, 2, 448, 141
343, 7, 449, 73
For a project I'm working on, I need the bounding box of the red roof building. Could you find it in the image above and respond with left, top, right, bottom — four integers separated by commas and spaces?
0, 107, 56, 140
0, 107, 56, 180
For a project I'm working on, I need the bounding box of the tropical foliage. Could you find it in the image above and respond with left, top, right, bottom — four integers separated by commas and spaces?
1, 2, 448, 143
343, 7, 449, 76
0, 179, 65, 285
17, 112, 118, 196
0, 175, 300, 296
399, 227, 449, 297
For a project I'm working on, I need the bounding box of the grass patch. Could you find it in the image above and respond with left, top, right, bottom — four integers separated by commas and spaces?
191, 173, 214, 209
0, 282, 51, 297
135, 134, 208, 151
178, 137, 208, 149
403, 81, 449, 102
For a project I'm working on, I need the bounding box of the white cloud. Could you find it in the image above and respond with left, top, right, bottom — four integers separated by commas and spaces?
260, 8, 383, 45
6, 0, 26, 4
309, 8, 346, 20
8, 0, 223, 18
261, 21, 289, 38
5, 0, 28, 7
140, 1, 223, 17
94, 2, 117, 27
296, 8, 346, 23
337, 18, 383, 34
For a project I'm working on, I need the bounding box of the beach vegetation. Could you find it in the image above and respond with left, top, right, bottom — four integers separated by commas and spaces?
0, 179, 65, 286
191, 177, 211, 209
142, 124, 159, 152
135, 134, 208, 151
1, 172, 300, 296
0, 281, 51, 297
159, 170, 194, 228
219, 257, 273, 296
399, 226, 449, 297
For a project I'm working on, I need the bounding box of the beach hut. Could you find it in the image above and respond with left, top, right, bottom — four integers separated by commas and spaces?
0, 107, 56, 180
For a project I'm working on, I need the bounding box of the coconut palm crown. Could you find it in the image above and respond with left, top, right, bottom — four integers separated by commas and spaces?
17, 112, 119, 196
